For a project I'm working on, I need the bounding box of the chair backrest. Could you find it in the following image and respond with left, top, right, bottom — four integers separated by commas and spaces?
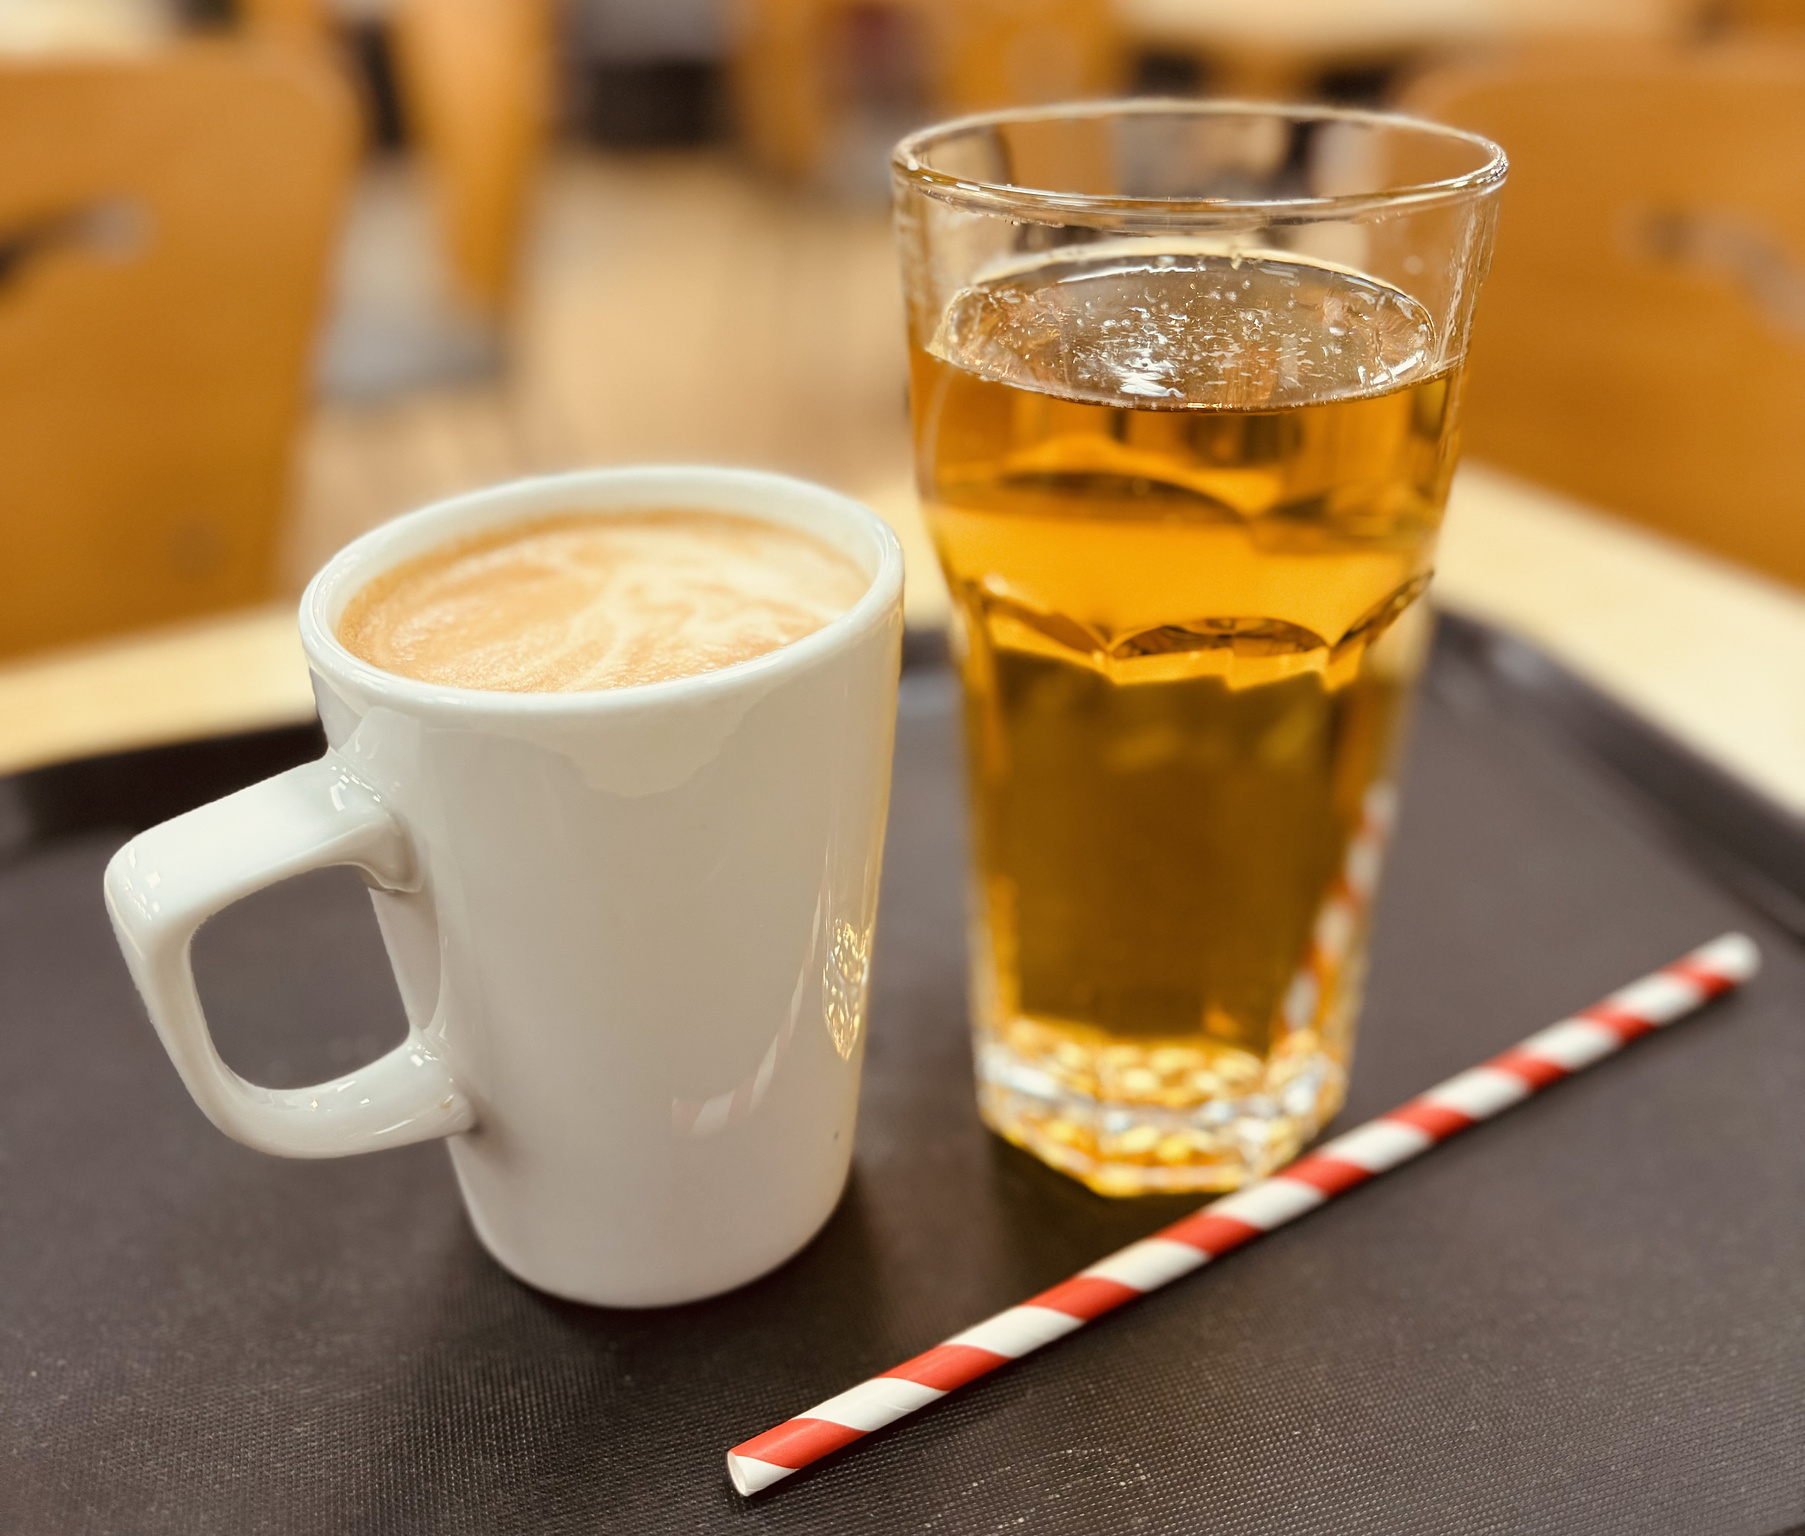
731, 0, 1121, 186
1710, 0, 1805, 31
390, 0, 553, 317
1404, 42, 1805, 586
0, 43, 357, 660
236, 0, 334, 52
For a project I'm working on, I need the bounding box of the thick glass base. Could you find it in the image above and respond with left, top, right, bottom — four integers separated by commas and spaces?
974, 1016, 1349, 1196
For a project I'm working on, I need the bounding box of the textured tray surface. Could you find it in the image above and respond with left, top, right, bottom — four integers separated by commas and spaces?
4, 638, 1803, 1535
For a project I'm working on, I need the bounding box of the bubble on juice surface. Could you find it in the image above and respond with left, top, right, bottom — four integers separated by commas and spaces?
933, 251, 1435, 410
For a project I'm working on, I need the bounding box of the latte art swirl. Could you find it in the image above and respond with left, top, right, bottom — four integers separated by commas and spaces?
337, 509, 869, 692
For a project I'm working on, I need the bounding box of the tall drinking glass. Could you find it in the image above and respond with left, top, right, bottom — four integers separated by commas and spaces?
893, 102, 1506, 1195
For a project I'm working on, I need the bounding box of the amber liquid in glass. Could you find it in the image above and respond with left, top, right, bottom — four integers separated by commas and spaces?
912, 248, 1460, 1193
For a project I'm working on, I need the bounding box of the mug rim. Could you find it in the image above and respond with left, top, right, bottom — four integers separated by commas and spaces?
298, 465, 906, 720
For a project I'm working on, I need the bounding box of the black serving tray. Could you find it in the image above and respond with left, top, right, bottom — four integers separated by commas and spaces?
3, 615, 1802, 1536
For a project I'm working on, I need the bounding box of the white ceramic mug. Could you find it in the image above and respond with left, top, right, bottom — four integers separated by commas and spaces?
105, 467, 905, 1307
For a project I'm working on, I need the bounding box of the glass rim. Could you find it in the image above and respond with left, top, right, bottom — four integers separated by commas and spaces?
892, 98, 1508, 224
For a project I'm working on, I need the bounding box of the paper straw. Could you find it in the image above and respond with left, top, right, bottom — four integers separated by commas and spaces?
728, 932, 1759, 1496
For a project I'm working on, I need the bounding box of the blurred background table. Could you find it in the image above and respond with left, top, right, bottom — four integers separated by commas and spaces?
4, 0, 1805, 818
1116, 0, 1686, 99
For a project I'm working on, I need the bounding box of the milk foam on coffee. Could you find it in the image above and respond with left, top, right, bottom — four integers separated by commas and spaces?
337, 509, 869, 692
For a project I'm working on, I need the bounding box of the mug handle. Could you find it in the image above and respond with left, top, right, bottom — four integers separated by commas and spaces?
103, 753, 477, 1158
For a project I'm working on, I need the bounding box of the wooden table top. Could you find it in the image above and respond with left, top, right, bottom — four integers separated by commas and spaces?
1115, 0, 1683, 54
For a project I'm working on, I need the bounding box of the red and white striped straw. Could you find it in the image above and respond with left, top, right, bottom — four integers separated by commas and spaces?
728, 932, 1759, 1496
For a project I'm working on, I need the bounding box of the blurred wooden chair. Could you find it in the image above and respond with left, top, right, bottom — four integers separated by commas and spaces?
1404, 42, 1805, 587
389, 0, 553, 318
732, 0, 1122, 189
236, 0, 335, 53
0, 43, 357, 660
1708, 0, 1805, 32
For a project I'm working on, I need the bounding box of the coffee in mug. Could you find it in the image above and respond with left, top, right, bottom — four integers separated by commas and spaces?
337, 510, 871, 693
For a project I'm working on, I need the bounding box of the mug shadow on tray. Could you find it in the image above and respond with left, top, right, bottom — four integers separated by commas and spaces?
271, 1171, 889, 1524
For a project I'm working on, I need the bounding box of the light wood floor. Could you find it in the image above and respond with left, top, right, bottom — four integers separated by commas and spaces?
286, 152, 919, 595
